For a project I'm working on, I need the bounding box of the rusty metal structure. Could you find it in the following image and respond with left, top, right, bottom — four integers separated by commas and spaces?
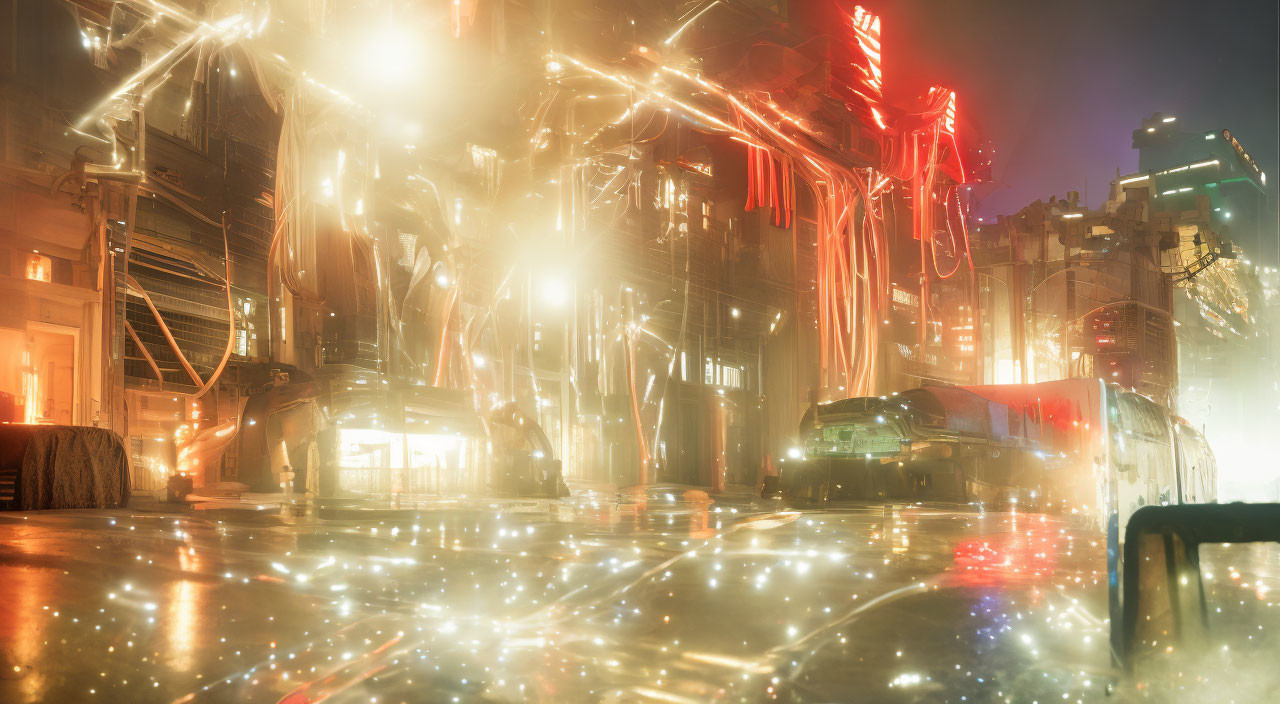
973, 185, 1190, 404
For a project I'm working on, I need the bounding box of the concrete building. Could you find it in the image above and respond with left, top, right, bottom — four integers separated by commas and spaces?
0, 2, 108, 429
974, 185, 1183, 404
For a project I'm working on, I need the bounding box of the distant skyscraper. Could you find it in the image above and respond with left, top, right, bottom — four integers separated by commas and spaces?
1131, 112, 1275, 262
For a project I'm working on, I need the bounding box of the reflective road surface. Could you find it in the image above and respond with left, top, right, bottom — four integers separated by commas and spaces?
0, 488, 1274, 703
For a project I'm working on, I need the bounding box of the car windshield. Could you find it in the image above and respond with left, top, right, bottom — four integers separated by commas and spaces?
1, 1, 1277, 703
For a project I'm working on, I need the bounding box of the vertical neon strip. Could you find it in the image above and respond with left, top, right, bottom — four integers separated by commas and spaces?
767, 150, 779, 225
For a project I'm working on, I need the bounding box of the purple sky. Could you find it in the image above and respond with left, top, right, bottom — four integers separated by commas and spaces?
876, 0, 1279, 234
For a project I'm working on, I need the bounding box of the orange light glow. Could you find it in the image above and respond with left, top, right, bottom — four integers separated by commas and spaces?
24, 253, 51, 283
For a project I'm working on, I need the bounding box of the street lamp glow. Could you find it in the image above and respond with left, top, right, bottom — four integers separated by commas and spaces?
362, 27, 422, 87
540, 277, 570, 308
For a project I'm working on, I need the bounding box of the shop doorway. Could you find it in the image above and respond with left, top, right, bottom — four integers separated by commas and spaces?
0, 324, 78, 425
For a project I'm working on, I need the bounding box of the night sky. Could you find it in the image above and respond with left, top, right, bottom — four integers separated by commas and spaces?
878, 0, 1279, 255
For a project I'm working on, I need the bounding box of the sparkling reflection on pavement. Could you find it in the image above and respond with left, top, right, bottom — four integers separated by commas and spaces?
0, 488, 1189, 703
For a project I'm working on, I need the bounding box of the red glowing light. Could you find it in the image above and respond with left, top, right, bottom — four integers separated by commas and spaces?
869, 106, 888, 131
950, 529, 1059, 586
849, 6, 883, 100
740, 110, 794, 227
943, 91, 957, 135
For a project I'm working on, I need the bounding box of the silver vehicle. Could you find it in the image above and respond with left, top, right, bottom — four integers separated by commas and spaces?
779, 379, 1218, 524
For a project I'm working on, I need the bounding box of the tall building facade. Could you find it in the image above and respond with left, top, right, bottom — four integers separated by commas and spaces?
1130, 113, 1280, 497
1132, 112, 1274, 262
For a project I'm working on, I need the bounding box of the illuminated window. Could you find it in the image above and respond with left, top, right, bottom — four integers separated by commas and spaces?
703, 359, 745, 389
22, 350, 39, 424
25, 253, 51, 282
235, 323, 256, 357
234, 296, 258, 357
721, 365, 743, 389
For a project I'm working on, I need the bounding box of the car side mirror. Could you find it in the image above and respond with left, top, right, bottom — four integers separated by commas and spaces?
1117, 503, 1280, 672
1122, 517, 1208, 669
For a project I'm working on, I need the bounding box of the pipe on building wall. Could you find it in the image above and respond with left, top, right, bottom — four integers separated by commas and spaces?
117, 179, 140, 434
125, 274, 204, 387
192, 213, 237, 399
124, 321, 164, 383
624, 328, 651, 483
649, 233, 692, 464
432, 283, 460, 387
124, 261, 237, 399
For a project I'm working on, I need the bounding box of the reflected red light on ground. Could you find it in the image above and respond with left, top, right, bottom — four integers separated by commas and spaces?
949, 526, 1058, 586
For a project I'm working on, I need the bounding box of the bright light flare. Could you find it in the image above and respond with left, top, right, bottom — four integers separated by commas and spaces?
539, 277, 570, 308
360, 27, 424, 87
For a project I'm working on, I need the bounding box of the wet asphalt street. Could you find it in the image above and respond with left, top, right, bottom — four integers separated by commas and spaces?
0, 489, 1273, 703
